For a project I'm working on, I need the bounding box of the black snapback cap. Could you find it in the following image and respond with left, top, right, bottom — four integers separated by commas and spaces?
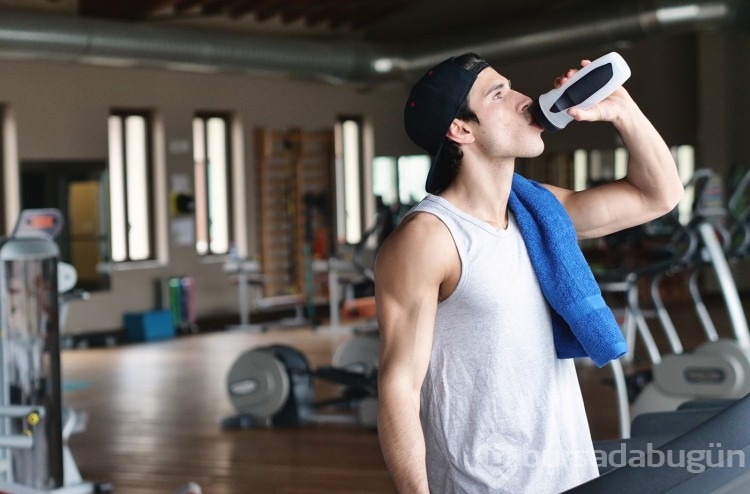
404, 56, 490, 194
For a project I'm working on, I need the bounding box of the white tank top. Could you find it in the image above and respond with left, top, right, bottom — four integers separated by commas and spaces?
411, 195, 599, 493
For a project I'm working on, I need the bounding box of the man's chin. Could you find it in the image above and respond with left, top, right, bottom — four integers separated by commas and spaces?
523, 144, 545, 159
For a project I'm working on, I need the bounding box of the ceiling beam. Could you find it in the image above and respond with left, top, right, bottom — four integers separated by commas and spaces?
202, 0, 246, 15
250, 0, 289, 22
348, 2, 409, 30
174, 0, 206, 13
228, 0, 278, 20
79, 0, 176, 20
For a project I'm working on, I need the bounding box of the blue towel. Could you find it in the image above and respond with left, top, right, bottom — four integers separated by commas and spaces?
508, 173, 628, 367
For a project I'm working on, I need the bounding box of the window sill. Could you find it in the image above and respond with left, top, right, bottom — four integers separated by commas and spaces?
98, 260, 166, 273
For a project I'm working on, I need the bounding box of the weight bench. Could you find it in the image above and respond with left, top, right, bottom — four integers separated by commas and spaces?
254, 294, 310, 331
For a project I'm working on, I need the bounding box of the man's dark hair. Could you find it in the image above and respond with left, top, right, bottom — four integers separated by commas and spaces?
436, 52, 486, 190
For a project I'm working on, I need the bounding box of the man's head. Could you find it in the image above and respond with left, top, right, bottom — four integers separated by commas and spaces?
404, 53, 490, 194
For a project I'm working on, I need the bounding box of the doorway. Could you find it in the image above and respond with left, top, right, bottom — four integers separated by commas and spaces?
20, 160, 110, 291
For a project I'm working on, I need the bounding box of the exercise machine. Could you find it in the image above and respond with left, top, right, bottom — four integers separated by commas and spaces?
56, 263, 94, 491
0, 209, 103, 494
568, 392, 750, 493
221, 335, 380, 430
594, 206, 701, 437
322, 196, 405, 333
666, 169, 733, 346
594, 169, 750, 436
628, 170, 750, 417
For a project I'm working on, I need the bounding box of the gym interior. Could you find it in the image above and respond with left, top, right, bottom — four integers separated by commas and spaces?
1, 1, 750, 493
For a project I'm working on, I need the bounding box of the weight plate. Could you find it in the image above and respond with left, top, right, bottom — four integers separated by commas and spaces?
332, 336, 381, 374
227, 348, 289, 418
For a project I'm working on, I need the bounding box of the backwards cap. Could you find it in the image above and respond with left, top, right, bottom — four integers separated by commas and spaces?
404, 56, 490, 194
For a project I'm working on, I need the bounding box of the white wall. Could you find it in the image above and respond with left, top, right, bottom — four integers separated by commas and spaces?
0, 59, 414, 332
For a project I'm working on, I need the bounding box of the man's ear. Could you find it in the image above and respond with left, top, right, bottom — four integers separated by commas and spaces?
446, 118, 474, 144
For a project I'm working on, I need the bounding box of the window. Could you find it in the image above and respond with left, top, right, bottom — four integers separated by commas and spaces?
573, 147, 627, 189
574, 144, 695, 226
108, 110, 155, 262
397, 155, 430, 205
672, 145, 696, 224
372, 154, 429, 207
372, 156, 398, 206
193, 113, 233, 255
336, 116, 370, 245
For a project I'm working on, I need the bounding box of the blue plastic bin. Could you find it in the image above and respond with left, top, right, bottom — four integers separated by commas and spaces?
124, 310, 175, 342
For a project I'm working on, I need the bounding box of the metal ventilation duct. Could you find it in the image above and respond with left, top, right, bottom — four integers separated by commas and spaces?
0, 1, 745, 84
0, 9, 378, 83
393, 0, 747, 72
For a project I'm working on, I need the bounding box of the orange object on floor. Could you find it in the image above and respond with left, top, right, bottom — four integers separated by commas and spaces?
341, 296, 377, 321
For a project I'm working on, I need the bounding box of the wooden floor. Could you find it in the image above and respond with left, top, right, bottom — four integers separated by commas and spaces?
60, 293, 746, 494
63, 327, 389, 494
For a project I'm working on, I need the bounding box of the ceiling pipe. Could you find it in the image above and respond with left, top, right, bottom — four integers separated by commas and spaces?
0, 0, 745, 84
390, 0, 745, 73
0, 8, 378, 83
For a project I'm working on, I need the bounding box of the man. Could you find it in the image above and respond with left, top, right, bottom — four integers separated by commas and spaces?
375, 52, 684, 493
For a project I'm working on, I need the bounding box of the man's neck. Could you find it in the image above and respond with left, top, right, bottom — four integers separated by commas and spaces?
438, 159, 515, 230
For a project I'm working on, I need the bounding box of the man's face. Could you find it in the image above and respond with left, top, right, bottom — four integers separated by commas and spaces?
463, 67, 545, 161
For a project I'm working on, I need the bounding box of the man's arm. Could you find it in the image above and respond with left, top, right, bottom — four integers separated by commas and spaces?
374, 212, 452, 493
544, 63, 685, 239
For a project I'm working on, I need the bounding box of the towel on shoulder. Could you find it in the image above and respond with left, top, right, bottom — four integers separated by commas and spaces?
508, 173, 628, 368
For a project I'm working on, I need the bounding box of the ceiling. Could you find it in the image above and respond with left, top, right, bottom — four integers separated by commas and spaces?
75, 0, 415, 34
0, 0, 747, 83
0, 0, 596, 41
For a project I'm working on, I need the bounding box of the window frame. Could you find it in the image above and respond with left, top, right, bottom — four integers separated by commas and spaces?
193, 111, 234, 256
108, 108, 156, 263
336, 115, 368, 245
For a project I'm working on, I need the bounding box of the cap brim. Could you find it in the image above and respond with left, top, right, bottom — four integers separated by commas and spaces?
425, 140, 449, 195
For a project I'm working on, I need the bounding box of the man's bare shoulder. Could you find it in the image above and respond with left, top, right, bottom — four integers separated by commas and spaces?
400, 210, 450, 233
376, 211, 455, 275
387, 211, 452, 249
